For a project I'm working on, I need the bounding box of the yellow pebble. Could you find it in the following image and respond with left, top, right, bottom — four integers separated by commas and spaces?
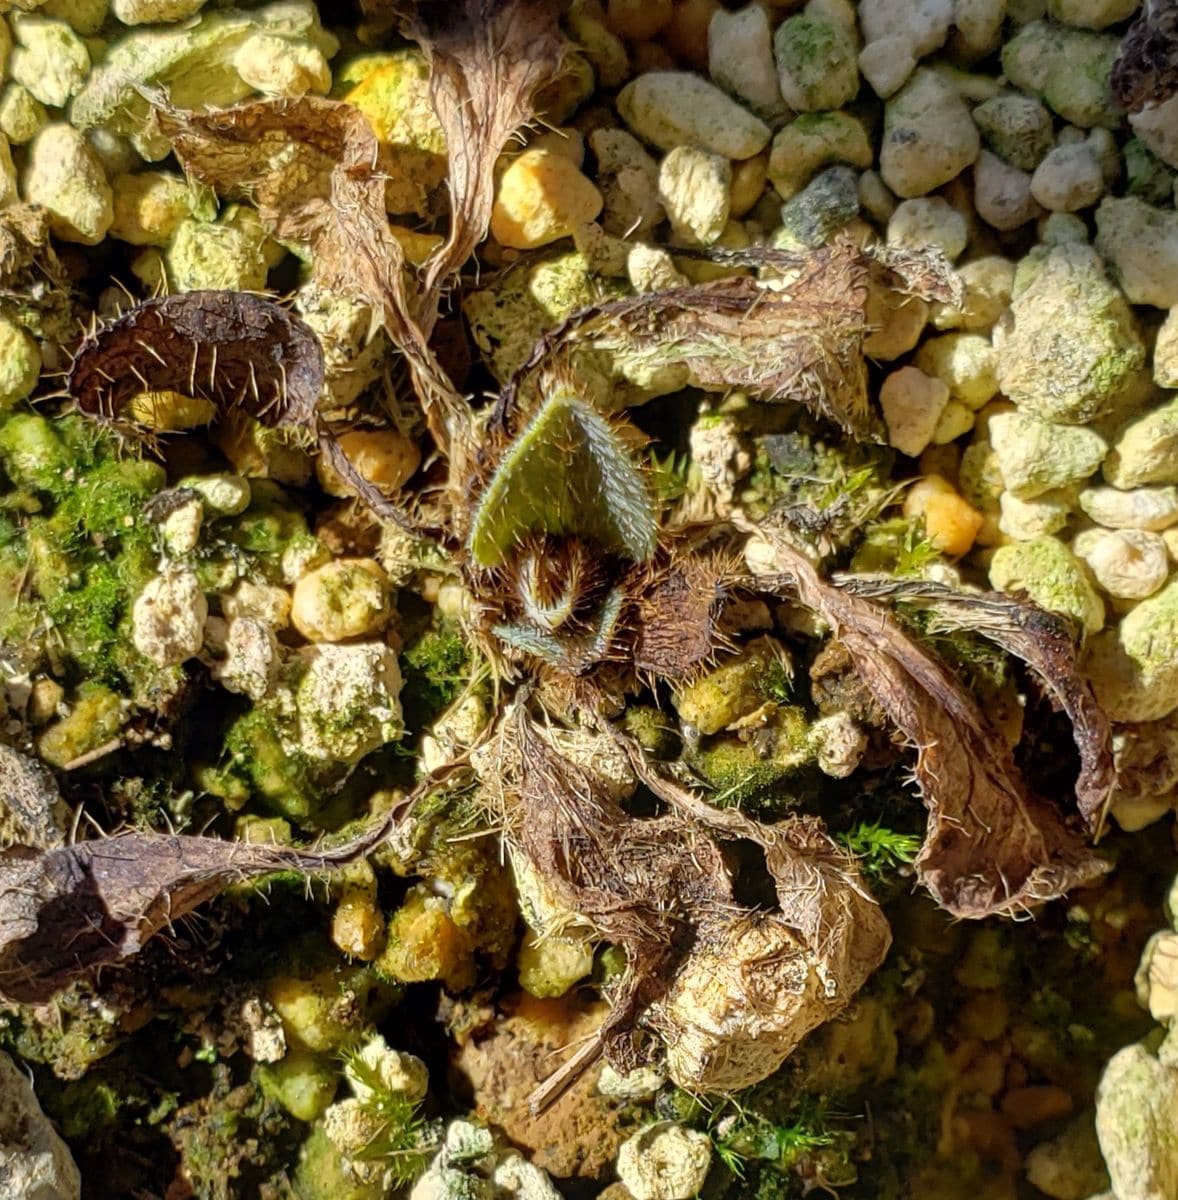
904, 475, 985, 558
730, 152, 769, 217
490, 148, 603, 251
389, 223, 443, 267
128, 389, 216, 431
316, 429, 420, 498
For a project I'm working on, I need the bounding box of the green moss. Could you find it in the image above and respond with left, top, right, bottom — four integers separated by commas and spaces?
293, 1125, 388, 1200
223, 479, 314, 582
399, 624, 470, 731
219, 706, 319, 822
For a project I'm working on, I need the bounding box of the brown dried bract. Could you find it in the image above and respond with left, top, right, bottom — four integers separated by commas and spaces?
68, 290, 323, 427
400, 0, 568, 316
496, 239, 955, 442
1112, 0, 1178, 111
838, 575, 1115, 831
751, 533, 1108, 918
489, 705, 889, 1097
0, 833, 372, 1003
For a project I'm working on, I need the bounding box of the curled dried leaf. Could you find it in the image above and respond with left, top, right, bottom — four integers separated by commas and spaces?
1112, 0, 1178, 111
0, 775, 453, 1004
496, 240, 892, 441
750, 533, 1108, 918
68, 290, 323, 428
489, 705, 888, 1099
837, 575, 1115, 831
0, 833, 367, 1003
400, 0, 568, 312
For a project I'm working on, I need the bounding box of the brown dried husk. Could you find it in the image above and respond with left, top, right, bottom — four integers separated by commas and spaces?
749, 532, 1110, 918
1112, 0, 1178, 111
487, 705, 890, 1095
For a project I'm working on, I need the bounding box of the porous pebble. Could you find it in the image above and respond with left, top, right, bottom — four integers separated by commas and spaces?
858, 0, 953, 59
290, 558, 391, 643
132, 571, 208, 667
1081, 486, 1178, 532
617, 71, 771, 160
1096, 1042, 1178, 1200
972, 92, 1055, 171
1094, 196, 1178, 310
880, 68, 981, 198
1048, 0, 1141, 29
0, 316, 41, 411
773, 12, 859, 113
23, 123, 113, 246
993, 243, 1145, 424
886, 196, 968, 260
776, 164, 859, 249
768, 110, 872, 198
0, 83, 45, 145
880, 366, 949, 456
932, 255, 1015, 331
999, 489, 1075, 540
112, 0, 208, 20
988, 410, 1107, 499
708, 3, 787, 122
490, 148, 603, 251
913, 333, 998, 409
974, 150, 1043, 231
1130, 94, 1178, 171
1001, 21, 1122, 129
589, 128, 664, 238
0, 1049, 81, 1200
989, 535, 1105, 633
9, 13, 88, 109
1156, 309, 1178, 389
657, 145, 731, 246
1030, 143, 1106, 212
858, 36, 916, 99
615, 1122, 713, 1200
1103, 398, 1178, 490
1073, 529, 1170, 601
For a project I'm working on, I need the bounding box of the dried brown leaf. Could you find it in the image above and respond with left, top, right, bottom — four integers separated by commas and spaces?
153, 96, 463, 465
0, 772, 458, 1004
68, 290, 323, 427
837, 575, 1115, 831
1112, 0, 1178, 111
496, 240, 893, 441
401, 0, 568, 314
491, 705, 889, 1098
751, 534, 1108, 918
0, 833, 368, 1003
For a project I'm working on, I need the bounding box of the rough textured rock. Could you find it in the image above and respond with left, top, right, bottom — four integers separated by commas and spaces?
993, 243, 1145, 424
615, 1123, 712, 1200
1104, 398, 1178, 489
0, 1050, 81, 1200
1095, 197, 1178, 310
1095, 1041, 1178, 1200
989, 535, 1105, 633
1087, 579, 1178, 722
988, 409, 1107, 498
880, 68, 980, 197
453, 994, 632, 1181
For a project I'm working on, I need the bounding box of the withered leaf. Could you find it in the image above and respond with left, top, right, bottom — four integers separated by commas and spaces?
1112, 0, 1178, 111
399, 0, 568, 312
0, 203, 74, 340
750, 532, 1108, 918
0, 773, 457, 1005
631, 554, 733, 681
153, 96, 463, 462
68, 290, 323, 428
498, 240, 887, 441
491, 706, 889, 1099
837, 575, 1115, 831
0, 833, 375, 1003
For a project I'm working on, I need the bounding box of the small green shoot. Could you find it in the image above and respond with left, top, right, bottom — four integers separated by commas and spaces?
338, 1043, 441, 1187
837, 821, 921, 879
649, 449, 690, 504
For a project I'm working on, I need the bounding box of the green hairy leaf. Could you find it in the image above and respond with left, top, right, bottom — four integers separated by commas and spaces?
469, 388, 656, 567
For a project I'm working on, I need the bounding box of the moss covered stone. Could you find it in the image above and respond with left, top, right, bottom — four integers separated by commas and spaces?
994, 243, 1145, 424
1087, 578, 1178, 721
989, 535, 1105, 634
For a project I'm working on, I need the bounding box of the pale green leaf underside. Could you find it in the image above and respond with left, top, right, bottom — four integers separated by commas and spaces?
469, 389, 657, 568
